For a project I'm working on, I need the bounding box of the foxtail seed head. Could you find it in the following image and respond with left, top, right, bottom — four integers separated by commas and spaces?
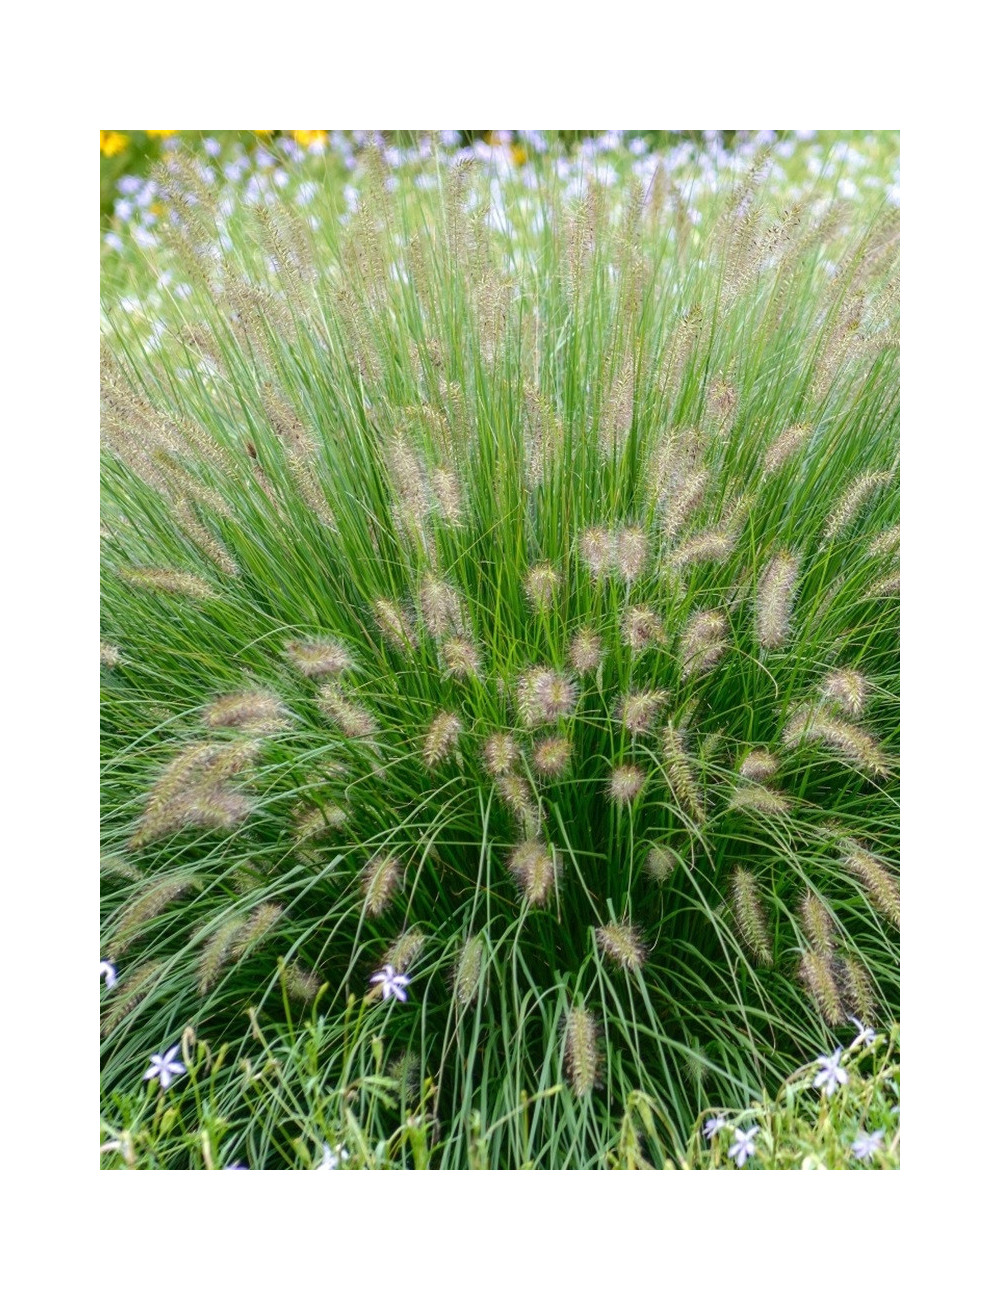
669, 529, 734, 568
727, 786, 790, 816
285, 638, 354, 678
422, 711, 463, 767
508, 840, 558, 906
679, 609, 728, 680
441, 637, 481, 681
644, 844, 677, 884
317, 683, 378, 738
729, 868, 773, 966
361, 854, 402, 915
841, 840, 900, 927
569, 628, 603, 675
621, 605, 666, 655
614, 527, 648, 584
739, 749, 779, 782
799, 948, 846, 1027
820, 668, 869, 717
203, 690, 288, 734
619, 690, 668, 735
517, 667, 578, 727
595, 921, 648, 970
454, 934, 484, 1005
762, 423, 811, 476
524, 563, 562, 612
608, 764, 646, 806
799, 891, 836, 959
564, 1006, 600, 1098
755, 551, 799, 650
483, 731, 518, 777
532, 735, 572, 778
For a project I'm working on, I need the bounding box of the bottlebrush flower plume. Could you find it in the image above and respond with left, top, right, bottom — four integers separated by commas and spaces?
729, 867, 772, 966
595, 921, 647, 970
644, 843, 677, 883
762, 423, 811, 476
517, 667, 578, 727
755, 551, 799, 650
621, 605, 666, 655
418, 574, 465, 640
569, 628, 603, 675
619, 690, 668, 735
661, 724, 706, 823
361, 854, 402, 915
483, 731, 518, 777
285, 638, 354, 678
738, 749, 779, 782
679, 608, 728, 680
799, 947, 845, 1027
669, 528, 735, 569
454, 934, 484, 1005
564, 1006, 600, 1097
820, 668, 869, 717
317, 683, 378, 737
441, 637, 481, 681
202, 690, 288, 733
824, 471, 893, 540
841, 840, 900, 927
578, 526, 616, 579
508, 840, 558, 906
532, 735, 572, 778
727, 785, 790, 816
422, 711, 462, 767
614, 527, 648, 584
372, 598, 415, 651
524, 563, 562, 612
608, 764, 647, 806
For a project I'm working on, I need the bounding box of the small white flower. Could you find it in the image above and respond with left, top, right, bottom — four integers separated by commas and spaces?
727, 1125, 759, 1167
813, 1047, 849, 1097
369, 963, 411, 1002
317, 1142, 349, 1169
851, 1130, 884, 1161
99, 960, 118, 989
703, 1115, 728, 1139
143, 1045, 186, 1089
849, 1017, 877, 1048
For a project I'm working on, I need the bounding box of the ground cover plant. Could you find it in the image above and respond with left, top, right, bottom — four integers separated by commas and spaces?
100, 131, 899, 1169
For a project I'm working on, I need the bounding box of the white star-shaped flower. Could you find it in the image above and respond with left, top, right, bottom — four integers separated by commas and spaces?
99, 960, 118, 989
851, 1130, 884, 1161
369, 964, 411, 1002
727, 1125, 759, 1167
849, 1017, 877, 1047
317, 1142, 349, 1169
813, 1047, 849, 1097
703, 1115, 728, 1139
143, 1044, 186, 1089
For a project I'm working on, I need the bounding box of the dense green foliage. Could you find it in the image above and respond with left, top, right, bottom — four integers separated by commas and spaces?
101, 137, 899, 1168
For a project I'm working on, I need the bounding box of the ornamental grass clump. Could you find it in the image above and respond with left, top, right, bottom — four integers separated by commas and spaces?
101, 141, 898, 1168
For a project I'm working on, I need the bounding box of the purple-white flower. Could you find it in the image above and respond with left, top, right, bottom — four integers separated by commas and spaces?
813, 1048, 849, 1097
369, 964, 411, 1003
99, 960, 118, 989
849, 1017, 877, 1048
703, 1115, 728, 1139
727, 1125, 759, 1167
143, 1045, 186, 1089
317, 1142, 349, 1170
851, 1130, 884, 1161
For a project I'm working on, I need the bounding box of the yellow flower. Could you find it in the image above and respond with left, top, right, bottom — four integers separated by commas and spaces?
291, 130, 327, 147
145, 129, 178, 138
100, 130, 128, 157
510, 143, 528, 167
